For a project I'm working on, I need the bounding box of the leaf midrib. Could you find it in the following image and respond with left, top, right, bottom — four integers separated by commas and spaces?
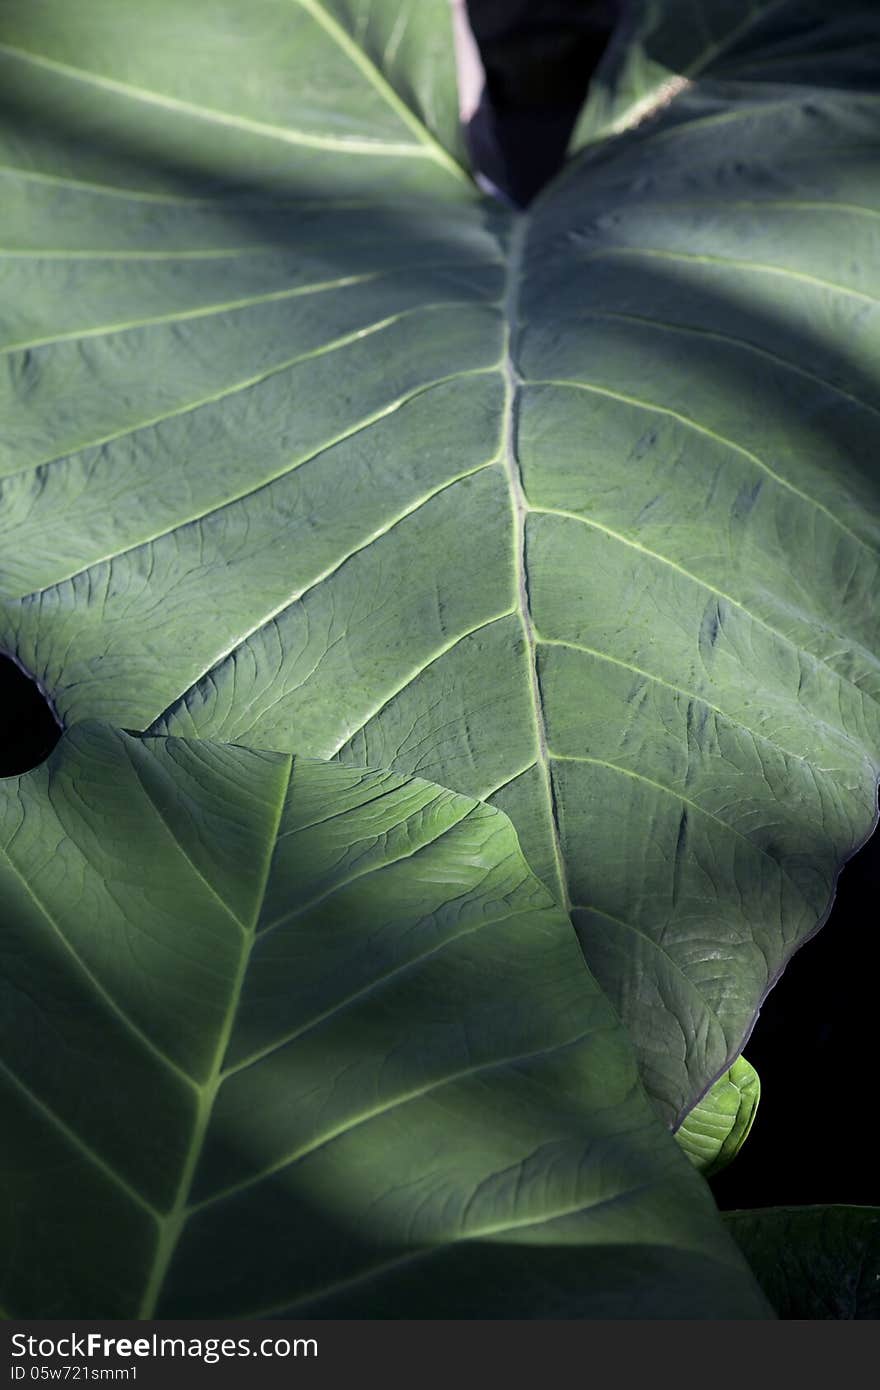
122, 190, 880, 935
136, 751, 294, 1319
499, 215, 571, 913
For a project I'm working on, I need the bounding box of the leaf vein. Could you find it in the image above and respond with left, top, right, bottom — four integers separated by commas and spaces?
0, 43, 430, 156
193, 1027, 609, 1211
0, 841, 196, 1090
528, 500, 880, 716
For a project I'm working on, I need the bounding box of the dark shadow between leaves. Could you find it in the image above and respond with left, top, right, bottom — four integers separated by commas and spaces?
0, 652, 61, 775
711, 789, 880, 1211
464, 0, 625, 206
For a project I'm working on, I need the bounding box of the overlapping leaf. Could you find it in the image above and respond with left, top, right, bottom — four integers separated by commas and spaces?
0, 724, 770, 1317
675, 1056, 760, 1175
0, 0, 878, 1130
571, 0, 880, 147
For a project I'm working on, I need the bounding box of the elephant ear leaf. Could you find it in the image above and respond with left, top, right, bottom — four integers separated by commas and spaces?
725, 1206, 880, 1319
0, 0, 879, 1135
675, 1056, 760, 1176
0, 724, 770, 1318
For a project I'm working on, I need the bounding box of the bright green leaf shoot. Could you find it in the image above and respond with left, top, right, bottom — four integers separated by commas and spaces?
675, 1055, 760, 1176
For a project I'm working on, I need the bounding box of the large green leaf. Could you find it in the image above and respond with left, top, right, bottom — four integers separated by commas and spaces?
725, 1206, 880, 1319
0, 724, 770, 1318
1, 0, 879, 1127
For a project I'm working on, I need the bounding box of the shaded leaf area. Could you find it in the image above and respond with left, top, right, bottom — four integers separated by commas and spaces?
572, 0, 880, 148
724, 1206, 880, 1318
0, 724, 770, 1318
675, 1056, 760, 1176
0, 0, 878, 1129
